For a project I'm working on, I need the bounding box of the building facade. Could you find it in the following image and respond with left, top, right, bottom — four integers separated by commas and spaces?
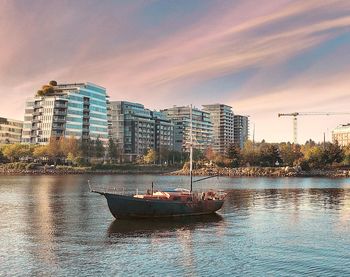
0, 117, 23, 144
161, 106, 213, 152
22, 82, 109, 144
233, 115, 249, 149
332, 124, 350, 146
109, 101, 174, 161
202, 104, 234, 155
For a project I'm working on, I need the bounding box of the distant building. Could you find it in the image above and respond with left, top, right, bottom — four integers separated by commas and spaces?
202, 104, 234, 155
332, 124, 350, 146
161, 106, 213, 152
109, 101, 174, 162
22, 82, 109, 144
234, 115, 249, 149
0, 117, 23, 144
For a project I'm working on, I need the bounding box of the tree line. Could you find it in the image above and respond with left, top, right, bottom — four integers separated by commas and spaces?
1, 138, 349, 170
0, 137, 109, 165
198, 140, 349, 169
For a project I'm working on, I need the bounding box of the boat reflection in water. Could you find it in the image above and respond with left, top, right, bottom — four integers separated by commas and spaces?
107, 213, 224, 237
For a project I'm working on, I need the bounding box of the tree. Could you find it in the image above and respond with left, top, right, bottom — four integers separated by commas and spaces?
61, 137, 79, 157
80, 138, 94, 162
279, 143, 303, 166
46, 137, 63, 163
193, 149, 204, 161
33, 145, 49, 160
108, 138, 118, 163
0, 149, 8, 163
343, 146, 350, 165
227, 143, 241, 167
323, 142, 344, 165
143, 148, 157, 164
303, 145, 324, 168
204, 147, 216, 161
168, 150, 183, 164
49, 80, 57, 86
159, 146, 170, 164
94, 137, 105, 159
241, 140, 259, 166
2, 144, 33, 162
259, 143, 282, 167
36, 90, 44, 96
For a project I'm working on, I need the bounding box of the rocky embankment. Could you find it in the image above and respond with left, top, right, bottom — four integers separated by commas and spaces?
170, 166, 350, 178
0, 166, 179, 176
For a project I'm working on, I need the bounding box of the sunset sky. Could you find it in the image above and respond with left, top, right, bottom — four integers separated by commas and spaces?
1, 0, 350, 143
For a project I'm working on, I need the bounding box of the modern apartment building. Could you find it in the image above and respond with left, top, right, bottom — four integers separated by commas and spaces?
0, 117, 23, 144
161, 106, 213, 152
234, 115, 249, 149
202, 104, 234, 155
109, 101, 174, 162
22, 82, 109, 144
152, 111, 174, 155
332, 124, 350, 146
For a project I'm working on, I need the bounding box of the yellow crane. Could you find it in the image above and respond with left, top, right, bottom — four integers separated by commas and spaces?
278, 112, 350, 144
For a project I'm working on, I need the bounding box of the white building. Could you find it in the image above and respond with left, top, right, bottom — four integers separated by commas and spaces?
0, 117, 23, 144
332, 124, 350, 146
22, 82, 109, 144
202, 104, 234, 155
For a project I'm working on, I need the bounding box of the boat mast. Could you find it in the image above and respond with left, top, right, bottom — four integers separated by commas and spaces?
190, 104, 193, 192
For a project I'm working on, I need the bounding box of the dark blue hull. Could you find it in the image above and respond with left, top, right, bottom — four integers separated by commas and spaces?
102, 193, 225, 219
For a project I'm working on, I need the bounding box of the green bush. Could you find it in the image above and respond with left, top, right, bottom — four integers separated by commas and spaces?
299, 159, 310, 171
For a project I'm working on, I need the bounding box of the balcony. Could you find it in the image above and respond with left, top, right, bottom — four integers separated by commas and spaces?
55, 103, 68, 108
53, 116, 66, 123
52, 124, 65, 130
33, 111, 42, 116
32, 117, 41, 123
33, 104, 42, 109
54, 111, 66, 116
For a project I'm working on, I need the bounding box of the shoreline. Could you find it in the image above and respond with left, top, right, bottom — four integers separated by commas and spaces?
169, 166, 350, 178
0, 166, 350, 178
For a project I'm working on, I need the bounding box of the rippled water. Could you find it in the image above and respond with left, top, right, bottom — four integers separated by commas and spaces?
0, 175, 349, 276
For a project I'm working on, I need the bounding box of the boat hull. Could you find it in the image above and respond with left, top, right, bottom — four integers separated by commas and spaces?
102, 193, 225, 219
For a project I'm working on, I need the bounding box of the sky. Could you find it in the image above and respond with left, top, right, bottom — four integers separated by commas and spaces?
1, 0, 350, 143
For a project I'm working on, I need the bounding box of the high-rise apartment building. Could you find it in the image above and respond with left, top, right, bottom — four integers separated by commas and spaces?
109, 101, 174, 161
0, 117, 23, 144
22, 82, 109, 144
161, 106, 213, 152
332, 124, 350, 146
202, 104, 234, 155
234, 115, 249, 149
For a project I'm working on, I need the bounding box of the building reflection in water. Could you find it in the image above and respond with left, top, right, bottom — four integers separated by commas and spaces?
24, 176, 93, 272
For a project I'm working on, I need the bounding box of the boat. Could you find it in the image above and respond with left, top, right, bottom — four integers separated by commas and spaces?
91, 105, 227, 219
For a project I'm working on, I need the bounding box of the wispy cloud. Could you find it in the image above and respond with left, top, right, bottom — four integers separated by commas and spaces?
0, 0, 349, 142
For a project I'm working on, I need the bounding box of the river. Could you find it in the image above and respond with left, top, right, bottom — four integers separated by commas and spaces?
0, 175, 349, 276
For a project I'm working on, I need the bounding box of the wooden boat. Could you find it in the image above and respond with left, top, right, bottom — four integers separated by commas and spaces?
91, 105, 227, 219
91, 187, 226, 219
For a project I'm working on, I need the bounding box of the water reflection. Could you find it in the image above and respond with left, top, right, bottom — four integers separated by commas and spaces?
107, 214, 223, 237
1, 176, 350, 276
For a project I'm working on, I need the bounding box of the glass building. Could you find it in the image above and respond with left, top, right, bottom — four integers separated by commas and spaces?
203, 104, 234, 155
161, 106, 213, 152
233, 115, 249, 149
22, 82, 109, 144
110, 101, 174, 162
0, 117, 23, 144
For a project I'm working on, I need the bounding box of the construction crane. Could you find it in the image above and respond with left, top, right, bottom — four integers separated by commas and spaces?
278, 112, 350, 144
